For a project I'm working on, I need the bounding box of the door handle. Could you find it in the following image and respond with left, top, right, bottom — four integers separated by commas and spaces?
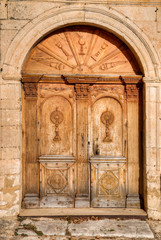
81, 134, 84, 147
95, 138, 100, 155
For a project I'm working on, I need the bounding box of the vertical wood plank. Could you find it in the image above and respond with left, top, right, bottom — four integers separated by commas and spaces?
126, 84, 140, 208
75, 84, 89, 197
23, 83, 39, 195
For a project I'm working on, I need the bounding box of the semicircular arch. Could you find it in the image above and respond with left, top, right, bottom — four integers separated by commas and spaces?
2, 5, 160, 80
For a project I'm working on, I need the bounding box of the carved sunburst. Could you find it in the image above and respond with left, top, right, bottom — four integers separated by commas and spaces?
23, 26, 141, 75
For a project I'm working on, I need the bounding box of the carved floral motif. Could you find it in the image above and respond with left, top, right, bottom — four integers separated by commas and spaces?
126, 85, 139, 100
75, 84, 90, 99
23, 83, 37, 97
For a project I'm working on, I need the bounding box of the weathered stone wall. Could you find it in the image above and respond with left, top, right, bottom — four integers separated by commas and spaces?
0, 0, 161, 219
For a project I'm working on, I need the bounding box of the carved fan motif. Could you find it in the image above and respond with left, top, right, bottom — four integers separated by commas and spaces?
23, 26, 141, 75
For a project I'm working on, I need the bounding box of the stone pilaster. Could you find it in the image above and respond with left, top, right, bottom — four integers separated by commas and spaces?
144, 79, 161, 220
0, 76, 21, 217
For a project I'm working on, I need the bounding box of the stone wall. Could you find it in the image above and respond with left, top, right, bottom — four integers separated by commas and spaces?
0, 0, 161, 219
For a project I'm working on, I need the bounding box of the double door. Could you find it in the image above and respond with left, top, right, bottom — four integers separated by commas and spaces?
23, 79, 140, 209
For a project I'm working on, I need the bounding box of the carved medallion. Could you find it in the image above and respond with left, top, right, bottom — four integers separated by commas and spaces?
50, 108, 64, 141
101, 109, 114, 142
99, 171, 118, 195
47, 170, 67, 193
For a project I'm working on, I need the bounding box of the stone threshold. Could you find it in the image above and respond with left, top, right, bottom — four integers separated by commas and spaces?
20, 208, 147, 219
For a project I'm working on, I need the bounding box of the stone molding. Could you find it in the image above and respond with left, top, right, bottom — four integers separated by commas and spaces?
2, 4, 161, 80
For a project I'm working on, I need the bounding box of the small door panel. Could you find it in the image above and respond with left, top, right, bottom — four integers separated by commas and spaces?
90, 157, 126, 207
39, 156, 75, 208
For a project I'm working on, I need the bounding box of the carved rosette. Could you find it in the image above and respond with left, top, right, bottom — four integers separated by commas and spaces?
99, 171, 119, 195
47, 169, 67, 194
126, 84, 139, 101
23, 83, 37, 98
75, 84, 90, 100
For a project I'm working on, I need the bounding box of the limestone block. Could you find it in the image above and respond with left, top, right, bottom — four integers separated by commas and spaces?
60, 8, 85, 23
146, 147, 157, 167
149, 86, 157, 102
1, 110, 21, 126
0, 209, 8, 218
2, 147, 21, 160
158, 7, 161, 22
1, 83, 20, 100
0, 0, 8, 20
148, 101, 157, 118
148, 209, 161, 220
158, 47, 161, 68
1, 30, 18, 67
115, 6, 156, 21
148, 122, 157, 146
158, 21, 161, 32
0, 176, 4, 190
1, 20, 29, 30
0, 160, 6, 175
4, 159, 21, 175
1, 98, 21, 110
3, 190, 20, 206
1, 126, 21, 148
3, 205, 19, 216
4, 175, 20, 188
0, 192, 3, 201
147, 194, 160, 210
134, 21, 158, 41
8, 2, 58, 20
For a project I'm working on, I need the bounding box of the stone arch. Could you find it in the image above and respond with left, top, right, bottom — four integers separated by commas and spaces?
2, 5, 161, 80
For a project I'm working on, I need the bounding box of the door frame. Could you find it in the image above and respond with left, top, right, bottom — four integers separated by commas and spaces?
22, 74, 143, 210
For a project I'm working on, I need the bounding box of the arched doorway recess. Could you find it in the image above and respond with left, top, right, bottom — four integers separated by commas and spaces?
22, 25, 143, 209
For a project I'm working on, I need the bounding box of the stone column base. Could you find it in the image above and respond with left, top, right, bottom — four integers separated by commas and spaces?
126, 195, 141, 208
22, 194, 40, 209
75, 195, 90, 208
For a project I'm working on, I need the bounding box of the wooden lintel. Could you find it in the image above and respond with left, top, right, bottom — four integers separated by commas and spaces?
120, 76, 142, 84
22, 74, 142, 84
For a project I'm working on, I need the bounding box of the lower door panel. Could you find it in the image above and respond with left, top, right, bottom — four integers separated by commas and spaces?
39, 155, 75, 208
90, 156, 126, 208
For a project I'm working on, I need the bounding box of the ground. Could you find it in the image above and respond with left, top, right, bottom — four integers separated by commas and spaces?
0, 216, 161, 240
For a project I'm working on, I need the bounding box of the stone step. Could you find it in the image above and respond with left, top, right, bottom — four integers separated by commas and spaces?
20, 208, 147, 219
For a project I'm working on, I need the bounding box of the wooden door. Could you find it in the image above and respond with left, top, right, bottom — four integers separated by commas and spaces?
22, 25, 142, 209
89, 84, 127, 207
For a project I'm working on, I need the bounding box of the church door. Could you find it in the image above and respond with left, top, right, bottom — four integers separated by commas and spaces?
22, 26, 142, 209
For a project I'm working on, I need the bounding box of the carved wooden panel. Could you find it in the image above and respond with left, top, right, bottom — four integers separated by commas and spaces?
22, 80, 141, 209
23, 26, 141, 76
92, 97, 123, 156
38, 84, 75, 156
39, 156, 75, 208
90, 157, 126, 207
